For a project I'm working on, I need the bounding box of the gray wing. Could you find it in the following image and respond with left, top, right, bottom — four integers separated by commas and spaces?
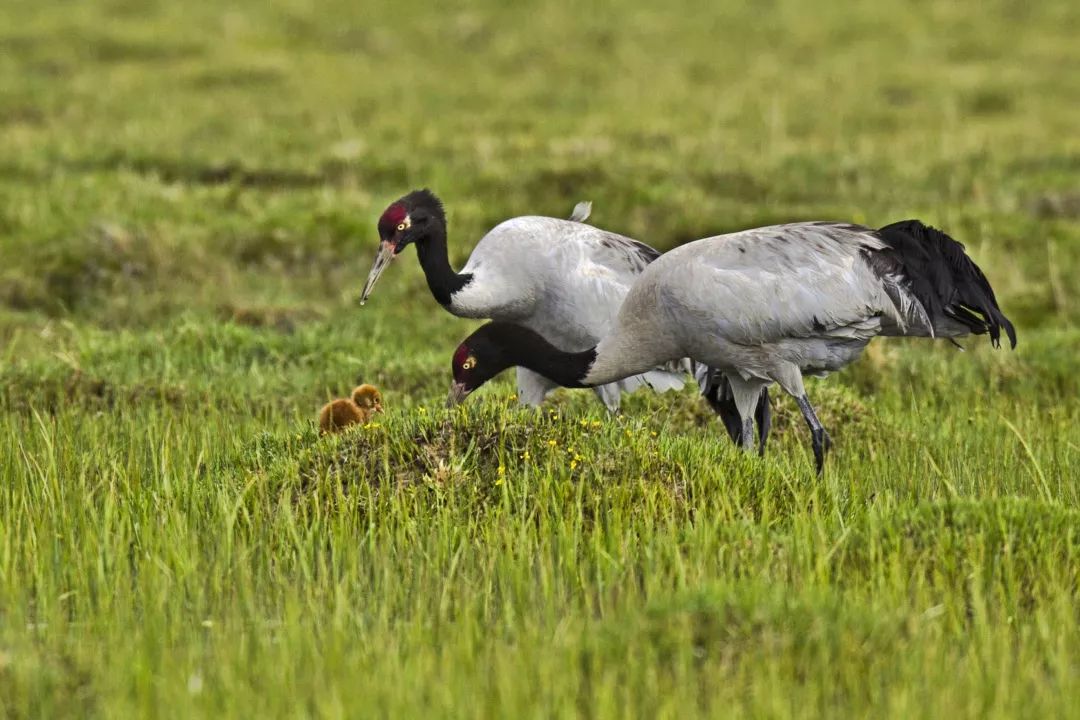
526, 225, 663, 346
656, 222, 927, 345
588, 230, 662, 274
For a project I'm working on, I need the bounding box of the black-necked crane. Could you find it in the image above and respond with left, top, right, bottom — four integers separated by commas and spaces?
360, 188, 771, 448
446, 220, 1016, 473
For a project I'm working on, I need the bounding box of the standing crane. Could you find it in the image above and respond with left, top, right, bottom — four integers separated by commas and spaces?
447, 220, 1015, 473
360, 188, 771, 448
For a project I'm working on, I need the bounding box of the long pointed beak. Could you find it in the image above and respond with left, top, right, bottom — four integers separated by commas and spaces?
446, 381, 470, 407
360, 242, 397, 305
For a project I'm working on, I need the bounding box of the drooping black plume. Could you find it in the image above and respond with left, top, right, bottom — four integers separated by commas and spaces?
868, 220, 1016, 348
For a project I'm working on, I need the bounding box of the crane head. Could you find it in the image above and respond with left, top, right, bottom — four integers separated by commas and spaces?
361, 189, 446, 304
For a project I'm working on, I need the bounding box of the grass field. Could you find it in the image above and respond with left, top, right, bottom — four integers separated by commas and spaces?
1, 0, 1079, 716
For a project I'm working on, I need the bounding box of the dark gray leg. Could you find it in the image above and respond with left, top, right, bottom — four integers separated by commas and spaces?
708, 380, 743, 445
740, 416, 755, 451
705, 375, 772, 452
795, 394, 832, 475
755, 388, 771, 457
727, 376, 767, 454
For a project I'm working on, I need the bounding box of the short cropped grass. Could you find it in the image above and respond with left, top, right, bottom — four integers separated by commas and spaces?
1, 0, 1078, 717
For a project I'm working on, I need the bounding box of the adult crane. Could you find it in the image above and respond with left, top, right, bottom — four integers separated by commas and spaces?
447, 220, 1015, 473
360, 188, 771, 448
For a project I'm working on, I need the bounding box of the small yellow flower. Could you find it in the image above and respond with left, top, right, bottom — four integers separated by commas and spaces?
650, 431, 657, 438
364, 422, 382, 429
418, 406, 427, 414
521, 451, 530, 460
590, 420, 602, 428
509, 394, 517, 401
570, 459, 578, 470
498, 464, 506, 475
547, 439, 557, 447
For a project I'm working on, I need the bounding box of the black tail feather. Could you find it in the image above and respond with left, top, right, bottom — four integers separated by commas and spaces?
873, 220, 1017, 349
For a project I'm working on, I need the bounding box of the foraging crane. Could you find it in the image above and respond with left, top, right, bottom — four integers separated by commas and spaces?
447, 220, 1016, 473
360, 188, 771, 447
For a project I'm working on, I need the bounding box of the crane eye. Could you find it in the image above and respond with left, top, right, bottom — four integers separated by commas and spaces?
462, 357, 476, 370
396, 222, 406, 231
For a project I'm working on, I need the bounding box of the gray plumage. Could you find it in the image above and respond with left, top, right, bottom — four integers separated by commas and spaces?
511, 220, 1014, 472
364, 192, 695, 413
453, 214, 686, 410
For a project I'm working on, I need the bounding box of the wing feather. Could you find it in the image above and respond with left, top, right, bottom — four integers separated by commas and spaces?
654, 222, 912, 345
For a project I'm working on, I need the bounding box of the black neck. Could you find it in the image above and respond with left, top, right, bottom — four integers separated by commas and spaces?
414, 222, 472, 306
493, 324, 598, 389
523, 346, 597, 389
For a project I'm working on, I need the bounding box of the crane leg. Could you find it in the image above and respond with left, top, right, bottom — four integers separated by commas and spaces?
754, 388, 772, 457
727, 376, 768, 454
516, 367, 559, 407
795, 395, 832, 475
591, 383, 622, 414
771, 362, 831, 474
704, 377, 743, 444
703, 374, 772, 454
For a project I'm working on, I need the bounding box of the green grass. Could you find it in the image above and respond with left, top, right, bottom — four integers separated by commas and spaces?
1, 0, 1079, 716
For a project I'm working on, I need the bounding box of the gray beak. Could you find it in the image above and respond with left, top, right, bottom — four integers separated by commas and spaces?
446, 381, 470, 407
360, 241, 397, 305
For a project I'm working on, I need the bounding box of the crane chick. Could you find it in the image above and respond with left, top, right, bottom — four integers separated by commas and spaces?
318, 384, 383, 434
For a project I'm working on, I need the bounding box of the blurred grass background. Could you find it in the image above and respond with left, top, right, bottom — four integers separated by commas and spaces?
0, 0, 1078, 717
